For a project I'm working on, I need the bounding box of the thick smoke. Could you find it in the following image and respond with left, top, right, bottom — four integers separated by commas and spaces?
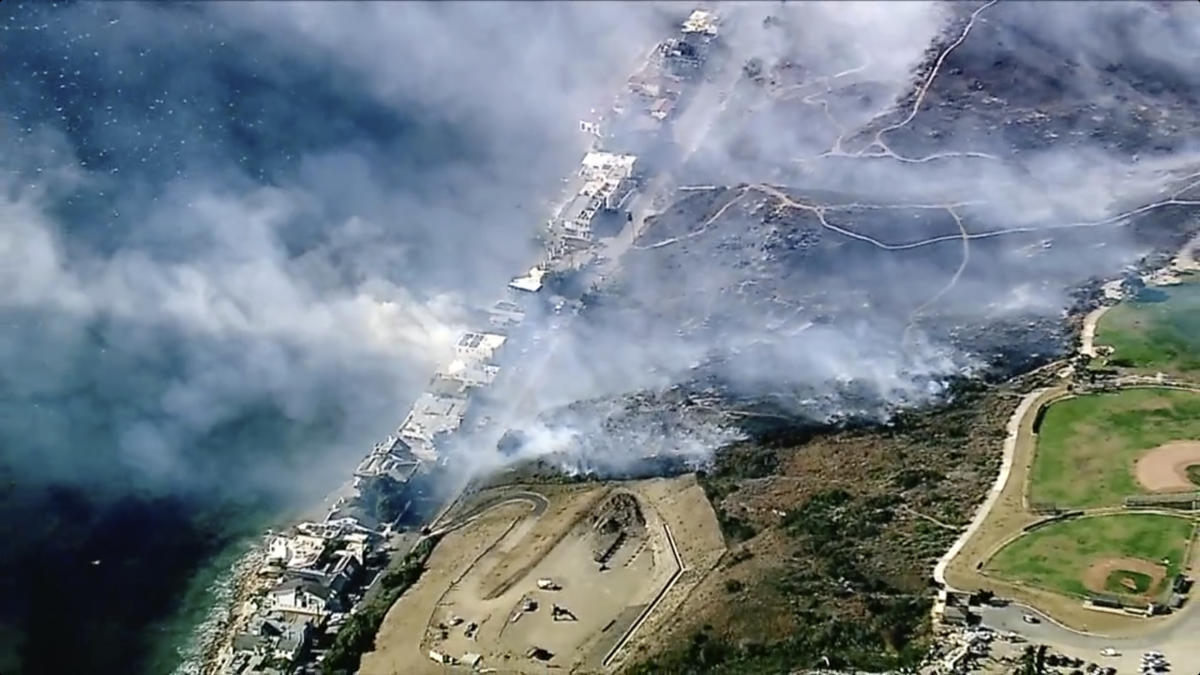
439, 1, 1200, 471
3, 1, 1200, 670
0, 1, 672, 496
5, 0, 1200, 504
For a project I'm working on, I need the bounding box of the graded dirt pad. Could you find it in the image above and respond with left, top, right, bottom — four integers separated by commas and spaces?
475, 487, 610, 601
1135, 441, 1200, 493
1081, 557, 1166, 599
361, 501, 535, 675
362, 475, 722, 675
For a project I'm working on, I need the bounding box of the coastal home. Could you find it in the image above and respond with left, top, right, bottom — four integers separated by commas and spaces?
548, 151, 638, 253
488, 299, 526, 329
266, 578, 339, 617
220, 652, 284, 675
290, 549, 362, 597
398, 392, 471, 463
264, 533, 326, 571
454, 331, 507, 362
232, 612, 312, 663
440, 356, 500, 388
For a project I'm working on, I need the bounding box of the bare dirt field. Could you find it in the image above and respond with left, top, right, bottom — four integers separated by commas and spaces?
361, 475, 724, 674
604, 475, 726, 671
1135, 441, 1200, 492
360, 500, 536, 675
1081, 557, 1167, 599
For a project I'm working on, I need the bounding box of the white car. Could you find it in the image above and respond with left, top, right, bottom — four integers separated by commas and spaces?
1022, 613, 1041, 624
1100, 647, 1119, 657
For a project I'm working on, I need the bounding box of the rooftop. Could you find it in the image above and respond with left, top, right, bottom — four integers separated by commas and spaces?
580, 151, 637, 180
454, 331, 506, 360
442, 358, 499, 387
509, 266, 547, 293
400, 392, 469, 441
270, 577, 334, 600
682, 9, 718, 36
492, 300, 524, 314
427, 374, 470, 398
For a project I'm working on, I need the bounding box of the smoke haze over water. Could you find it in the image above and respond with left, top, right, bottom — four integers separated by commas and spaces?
2, 1, 1200, 672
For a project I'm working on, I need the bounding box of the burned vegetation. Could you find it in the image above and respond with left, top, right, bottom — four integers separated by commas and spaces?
628, 381, 1017, 673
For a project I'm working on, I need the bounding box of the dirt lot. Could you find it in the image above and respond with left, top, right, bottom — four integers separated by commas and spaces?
361, 476, 723, 674
360, 500, 535, 675
1135, 440, 1200, 492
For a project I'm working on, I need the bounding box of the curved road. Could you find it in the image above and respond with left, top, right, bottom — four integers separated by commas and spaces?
426, 491, 549, 539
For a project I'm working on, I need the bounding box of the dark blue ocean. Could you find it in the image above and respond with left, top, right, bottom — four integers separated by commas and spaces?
0, 1, 611, 671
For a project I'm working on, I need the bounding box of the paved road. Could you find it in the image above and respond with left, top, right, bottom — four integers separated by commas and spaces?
978, 602, 1200, 674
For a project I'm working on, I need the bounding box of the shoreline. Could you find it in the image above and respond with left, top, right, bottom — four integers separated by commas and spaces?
173, 539, 270, 675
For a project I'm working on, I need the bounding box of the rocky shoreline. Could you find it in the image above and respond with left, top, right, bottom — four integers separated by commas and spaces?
172, 542, 269, 675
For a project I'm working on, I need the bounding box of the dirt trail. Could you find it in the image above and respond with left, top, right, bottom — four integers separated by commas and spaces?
903, 206, 970, 348
1079, 305, 1113, 357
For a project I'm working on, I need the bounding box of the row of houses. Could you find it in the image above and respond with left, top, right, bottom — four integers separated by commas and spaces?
540, 9, 722, 271
542, 150, 640, 262
223, 521, 378, 673
614, 9, 720, 136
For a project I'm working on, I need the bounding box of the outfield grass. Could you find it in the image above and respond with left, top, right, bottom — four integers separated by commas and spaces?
1095, 280, 1200, 374
987, 513, 1194, 599
1029, 388, 1200, 508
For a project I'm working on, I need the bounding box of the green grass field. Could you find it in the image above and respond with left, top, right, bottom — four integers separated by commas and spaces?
1105, 569, 1153, 595
1188, 465, 1200, 487
1029, 388, 1200, 508
1095, 280, 1200, 374
987, 513, 1194, 599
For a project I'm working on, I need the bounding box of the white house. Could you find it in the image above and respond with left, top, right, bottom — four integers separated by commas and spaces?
266, 579, 337, 617
454, 331, 507, 362
441, 357, 500, 388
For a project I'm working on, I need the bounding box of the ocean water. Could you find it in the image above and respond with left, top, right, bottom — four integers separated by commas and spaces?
0, 0, 622, 669
0, 2, 515, 672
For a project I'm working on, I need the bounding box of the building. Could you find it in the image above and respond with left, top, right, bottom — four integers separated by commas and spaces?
354, 435, 422, 483
455, 331, 507, 362
398, 392, 470, 462
627, 60, 680, 100
549, 151, 637, 252
681, 9, 719, 39
441, 357, 499, 388
264, 534, 327, 571
488, 299, 526, 329
289, 550, 362, 597
232, 613, 312, 663
221, 651, 285, 675
425, 374, 471, 398
509, 266, 547, 293
657, 38, 703, 75
650, 96, 676, 122
266, 578, 339, 617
